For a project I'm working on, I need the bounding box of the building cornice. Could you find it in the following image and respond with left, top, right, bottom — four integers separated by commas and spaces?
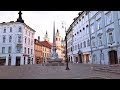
0, 21, 36, 32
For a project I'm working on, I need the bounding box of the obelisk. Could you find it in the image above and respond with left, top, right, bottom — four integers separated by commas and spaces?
50, 21, 58, 60
46, 21, 64, 66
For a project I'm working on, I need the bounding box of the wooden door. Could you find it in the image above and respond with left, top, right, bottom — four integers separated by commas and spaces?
16, 57, 20, 66
109, 50, 118, 64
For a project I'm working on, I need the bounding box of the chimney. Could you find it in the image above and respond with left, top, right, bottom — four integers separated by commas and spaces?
38, 36, 40, 41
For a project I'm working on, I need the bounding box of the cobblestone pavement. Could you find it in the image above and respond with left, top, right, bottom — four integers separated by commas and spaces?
0, 63, 120, 79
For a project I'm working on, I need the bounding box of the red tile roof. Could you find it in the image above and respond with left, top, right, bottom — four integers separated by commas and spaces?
40, 41, 52, 49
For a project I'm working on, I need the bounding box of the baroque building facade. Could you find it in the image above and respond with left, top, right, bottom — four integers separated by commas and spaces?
34, 36, 42, 64
67, 11, 120, 65
0, 11, 36, 66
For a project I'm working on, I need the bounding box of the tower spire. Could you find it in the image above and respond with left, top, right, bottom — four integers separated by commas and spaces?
16, 11, 24, 23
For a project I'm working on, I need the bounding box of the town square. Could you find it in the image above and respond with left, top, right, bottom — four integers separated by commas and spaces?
0, 11, 120, 79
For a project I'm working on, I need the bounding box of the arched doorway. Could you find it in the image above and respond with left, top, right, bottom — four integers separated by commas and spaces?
109, 50, 118, 65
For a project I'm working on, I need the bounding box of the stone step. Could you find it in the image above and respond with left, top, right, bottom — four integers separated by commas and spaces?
93, 66, 120, 74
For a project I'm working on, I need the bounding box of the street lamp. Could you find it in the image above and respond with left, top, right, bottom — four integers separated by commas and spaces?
62, 21, 70, 70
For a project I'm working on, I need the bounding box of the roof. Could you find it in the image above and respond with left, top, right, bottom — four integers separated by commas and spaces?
0, 21, 36, 32
34, 39, 42, 46
40, 41, 52, 49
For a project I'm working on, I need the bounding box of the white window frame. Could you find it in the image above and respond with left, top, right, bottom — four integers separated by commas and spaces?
97, 33, 103, 46
18, 26, 22, 32
8, 46, 12, 53
3, 35, 6, 43
105, 11, 112, 26
96, 18, 102, 30
2, 47, 5, 54
9, 36, 12, 43
90, 23, 94, 33
107, 32, 114, 45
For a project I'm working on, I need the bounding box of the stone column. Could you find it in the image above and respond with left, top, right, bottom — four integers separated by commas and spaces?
11, 56, 16, 65
5, 56, 9, 65
33, 57, 35, 64
25, 56, 28, 64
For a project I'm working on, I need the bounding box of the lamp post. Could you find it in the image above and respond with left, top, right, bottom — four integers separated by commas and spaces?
62, 21, 70, 70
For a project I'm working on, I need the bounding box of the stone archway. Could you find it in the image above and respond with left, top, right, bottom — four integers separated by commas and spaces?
109, 50, 118, 64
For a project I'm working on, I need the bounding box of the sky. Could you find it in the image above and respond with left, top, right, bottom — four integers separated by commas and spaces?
0, 11, 80, 42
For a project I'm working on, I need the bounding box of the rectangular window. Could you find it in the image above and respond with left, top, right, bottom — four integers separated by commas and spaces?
28, 48, 29, 54
109, 32, 114, 43
81, 43, 82, 48
19, 26, 22, 32
28, 38, 30, 45
4, 28, 6, 33
90, 23, 94, 33
31, 39, 33, 45
8, 46, 12, 53
84, 41, 86, 47
31, 49, 32, 54
105, 11, 112, 25
98, 36, 102, 46
87, 39, 90, 47
25, 37, 27, 44
17, 47, 21, 53
9, 36, 12, 43
2, 47, 5, 54
86, 25, 89, 34
10, 27, 12, 32
3, 36, 6, 43
24, 47, 26, 54
18, 36, 22, 43
71, 47, 72, 51
96, 18, 102, 30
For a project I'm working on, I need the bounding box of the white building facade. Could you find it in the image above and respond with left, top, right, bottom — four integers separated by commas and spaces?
67, 11, 120, 65
67, 11, 91, 63
89, 11, 120, 65
0, 12, 36, 66
67, 25, 73, 62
